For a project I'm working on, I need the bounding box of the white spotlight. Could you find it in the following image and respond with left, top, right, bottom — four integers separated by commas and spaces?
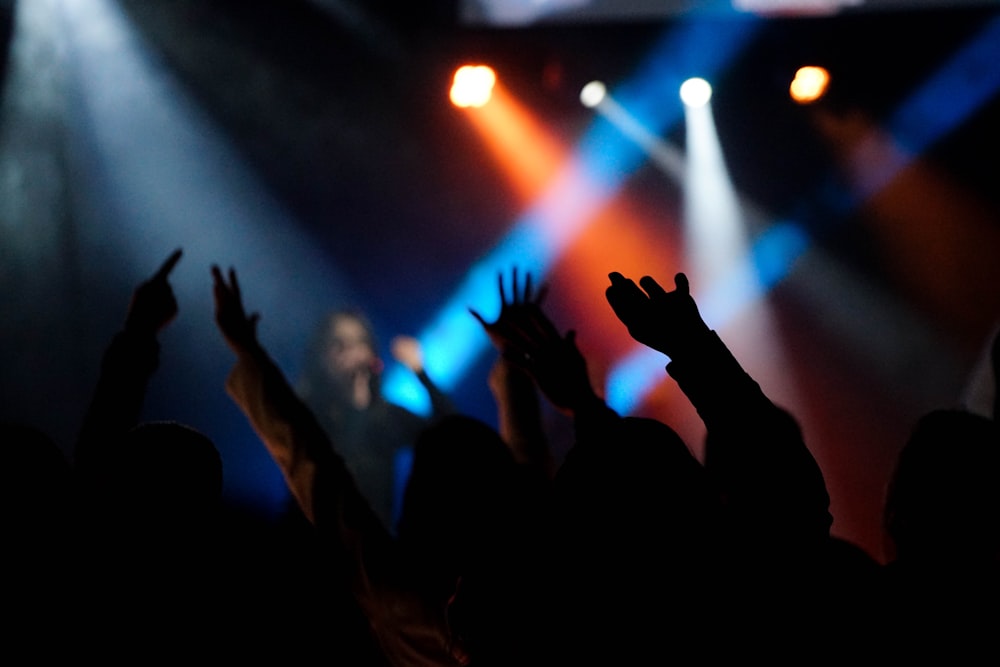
680, 77, 712, 108
580, 80, 607, 108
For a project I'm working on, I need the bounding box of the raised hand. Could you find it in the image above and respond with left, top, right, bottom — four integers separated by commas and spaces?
124, 248, 182, 336
390, 335, 424, 374
605, 271, 709, 359
471, 267, 596, 414
469, 266, 549, 360
211, 265, 260, 355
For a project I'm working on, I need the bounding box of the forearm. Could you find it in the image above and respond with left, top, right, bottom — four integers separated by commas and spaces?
224, 342, 381, 537
668, 330, 832, 538
226, 346, 463, 667
416, 370, 456, 418
665, 330, 775, 430
76, 329, 159, 466
492, 364, 554, 476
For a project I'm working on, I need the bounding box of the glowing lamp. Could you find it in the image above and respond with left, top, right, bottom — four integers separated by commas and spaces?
680, 77, 712, 108
450, 65, 497, 108
789, 66, 830, 104
580, 80, 607, 108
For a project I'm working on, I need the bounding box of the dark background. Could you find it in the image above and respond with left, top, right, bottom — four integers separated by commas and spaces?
2, 0, 1000, 561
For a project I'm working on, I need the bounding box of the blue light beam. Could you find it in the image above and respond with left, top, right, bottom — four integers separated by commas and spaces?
383, 16, 763, 414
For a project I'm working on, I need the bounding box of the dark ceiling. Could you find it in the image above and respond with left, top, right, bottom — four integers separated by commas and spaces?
109, 0, 1000, 306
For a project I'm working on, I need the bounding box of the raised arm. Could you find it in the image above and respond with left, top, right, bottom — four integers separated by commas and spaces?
76, 249, 183, 468
470, 268, 555, 477
212, 265, 463, 667
390, 334, 456, 419
606, 270, 832, 544
605, 271, 710, 359
471, 268, 618, 456
212, 265, 377, 532
605, 270, 780, 430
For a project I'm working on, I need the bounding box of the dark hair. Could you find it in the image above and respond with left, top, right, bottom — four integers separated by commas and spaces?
396, 414, 517, 560
0, 421, 74, 523
119, 421, 223, 503
399, 414, 544, 665
298, 309, 382, 404
884, 408, 1000, 561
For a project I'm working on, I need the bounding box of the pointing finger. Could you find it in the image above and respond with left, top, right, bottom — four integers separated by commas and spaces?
154, 248, 183, 281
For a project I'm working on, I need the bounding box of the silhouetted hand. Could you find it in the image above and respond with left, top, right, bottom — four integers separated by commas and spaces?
124, 248, 182, 337
390, 335, 424, 374
605, 271, 710, 359
469, 266, 549, 360
211, 265, 260, 355
471, 267, 596, 414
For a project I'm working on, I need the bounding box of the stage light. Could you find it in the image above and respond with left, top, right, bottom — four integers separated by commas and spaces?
57, 0, 360, 515
680, 77, 712, 108
790, 65, 830, 104
450, 65, 497, 108
385, 19, 762, 416
580, 80, 607, 108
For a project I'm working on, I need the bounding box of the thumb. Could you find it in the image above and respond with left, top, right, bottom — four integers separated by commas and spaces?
674, 272, 690, 294
468, 307, 487, 327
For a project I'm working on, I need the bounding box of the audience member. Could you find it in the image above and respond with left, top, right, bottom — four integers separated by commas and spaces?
71, 250, 382, 663
605, 269, 882, 659
0, 419, 76, 657
470, 267, 556, 479
471, 266, 722, 664
880, 407, 1000, 658
73, 249, 223, 542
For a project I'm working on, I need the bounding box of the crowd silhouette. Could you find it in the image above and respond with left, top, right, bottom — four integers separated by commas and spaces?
1, 249, 997, 665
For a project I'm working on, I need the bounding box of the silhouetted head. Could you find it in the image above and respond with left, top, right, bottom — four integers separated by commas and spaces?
556, 415, 715, 529
621, 417, 722, 554
884, 408, 1000, 564
703, 404, 832, 547
398, 414, 546, 666
85, 421, 223, 532
0, 421, 74, 532
0, 422, 76, 620
396, 414, 519, 574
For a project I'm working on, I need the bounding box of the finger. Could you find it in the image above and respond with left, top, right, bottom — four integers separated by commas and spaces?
512, 266, 521, 304
608, 272, 643, 296
606, 281, 647, 326
468, 307, 488, 328
639, 275, 670, 299
500, 345, 527, 368
154, 248, 183, 281
497, 270, 508, 307
533, 282, 549, 306
605, 273, 641, 305
674, 272, 690, 295
210, 265, 224, 295
522, 269, 532, 304
228, 267, 241, 300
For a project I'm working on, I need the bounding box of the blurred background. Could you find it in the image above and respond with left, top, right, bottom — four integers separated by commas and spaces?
2, 0, 1000, 561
